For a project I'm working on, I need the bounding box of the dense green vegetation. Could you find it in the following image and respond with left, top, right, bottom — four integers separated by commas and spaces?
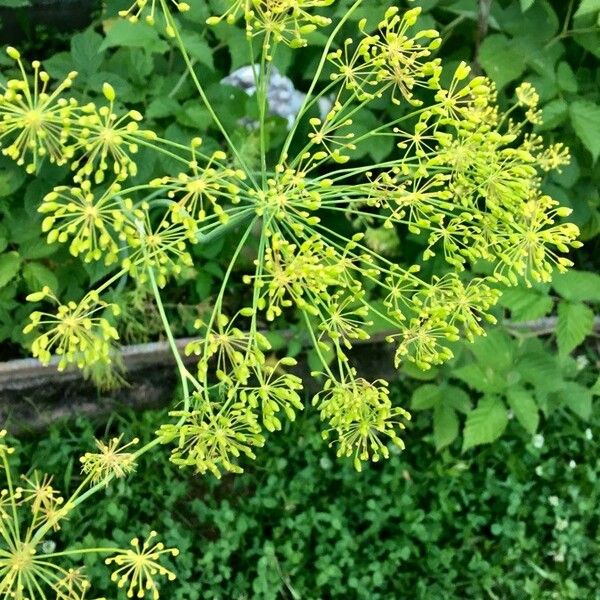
0, 0, 598, 597
10, 396, 600, 599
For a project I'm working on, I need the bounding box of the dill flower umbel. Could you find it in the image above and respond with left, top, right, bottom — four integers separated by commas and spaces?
80, 436, 139, 484
6, 1, 580, 484
105, 531, 179, 600
0, 431, 177, 599
0, 48, 77, 173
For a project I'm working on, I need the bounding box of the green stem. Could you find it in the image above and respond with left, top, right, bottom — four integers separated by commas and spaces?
280, 0, 364, 164
166, 9, 257, 188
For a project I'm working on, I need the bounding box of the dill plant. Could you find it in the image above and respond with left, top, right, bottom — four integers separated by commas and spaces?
0, 0, 582, 596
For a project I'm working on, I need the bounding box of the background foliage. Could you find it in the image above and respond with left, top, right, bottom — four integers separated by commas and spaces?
0, 0, 598, 445
0, 0, 599, 595
10, 397, 600, 599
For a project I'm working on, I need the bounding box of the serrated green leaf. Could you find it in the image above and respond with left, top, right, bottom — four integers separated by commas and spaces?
558, 381, 593, 420
556, 301, 595, 355
553, 270, 600, 302
517, 351, 564, 394
462, 396, 508, 451
0, 252, 21, 288
479, 34, 526, 89
71, 29, 104, 77
445, 385, 472, 414
506, 388, 539, 433
411, 384, 440, 410
180, 32, 215, 69
574, 0, 600, 18
99, 21, 169, 53
537, 98, 569, 132
453, 363, 507, 394
22, 262, 58, 294
570, 100, 600, 162
433, 403, 458, 450
556, 61, 578, 93
469, 330, 515, 371
500, 287, 553, 321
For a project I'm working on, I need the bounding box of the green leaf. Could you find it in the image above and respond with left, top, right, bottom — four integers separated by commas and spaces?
479, 34, 526, 89
180, 32, 215, 70
558, 381, 593, 420
411, 384, 439, 410
556, 301, 595, 355
469, 330, 515, 371
99, 21, 169, 53
433, 403, 459, 450
444, 387, 470, 415
147, 97, 180, 120
462, 396, 508, 451
553, 270, 600, 302
570, 100, 600, 162
0, 0, 30, 6
537, 98, 569, 132
0, 252, 21, 288
22, 262, 58, 294
500, 287, 553, 321
0, 157, 26, 198
556, 62, 578, 93
70, 29, 104, 77
574, 0, 600, 18
506, 388, 539, 433
453, 363, 507, 394
520, 0, 535, 10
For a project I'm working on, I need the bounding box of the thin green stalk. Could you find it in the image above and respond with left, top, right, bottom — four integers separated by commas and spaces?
280, 0, 364, 164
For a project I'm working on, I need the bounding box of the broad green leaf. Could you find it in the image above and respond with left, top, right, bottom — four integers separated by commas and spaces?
553, 270, 600, 302
445, 385, 472, 414
180, 32, 215, 70
558, 381, 593, 420
0, 252, 21, 288
433, 403, 459, 450
462, 396, 508, 451
0, 0, 30, 6
556, 62, 578, 93
411, 384, 440, 410
570, 100, 600, 162
591, 376, 600, 396
506, 388, 539, 433
500, 287, 553, 321
479, 34, 526, 89
100, 21, 169, 53
574, 0, 600, 18
537, 98, 569, 132
71, 29, 104, 77
556, 301, 595, 355
22, 262, 58, 294
453, 363, 507, 394
517, 351, 564, 394
469, 330, 515, 371
147, 97, 180, 120
0, 157, 26, 198
520, 0, 535, 10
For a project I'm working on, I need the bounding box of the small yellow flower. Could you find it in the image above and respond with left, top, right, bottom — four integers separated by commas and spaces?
0, 49, 78, 173
105, 531, 179, 600
80, 436, 139, 485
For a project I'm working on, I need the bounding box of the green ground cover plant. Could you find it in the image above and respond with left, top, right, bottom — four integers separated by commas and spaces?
7, 396, 600, 599
0, 0, 597, 597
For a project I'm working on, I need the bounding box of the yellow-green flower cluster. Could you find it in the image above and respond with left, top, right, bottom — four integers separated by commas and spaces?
0, 430, 177, 599
4, 2, 580, 480
207, 0, 335, 50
